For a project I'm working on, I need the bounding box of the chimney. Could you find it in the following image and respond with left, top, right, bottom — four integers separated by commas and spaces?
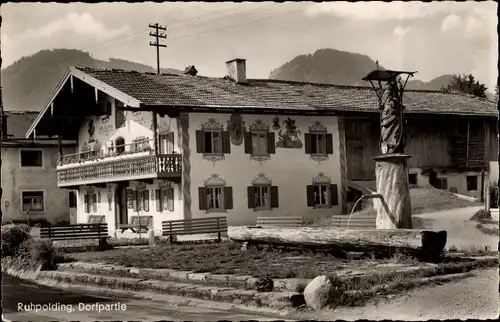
226, 58, 247, 84
184, 65, 198, 76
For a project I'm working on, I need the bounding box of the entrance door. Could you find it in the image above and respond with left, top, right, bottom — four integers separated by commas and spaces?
69, 191, 77, 224
115, 185, 128, 228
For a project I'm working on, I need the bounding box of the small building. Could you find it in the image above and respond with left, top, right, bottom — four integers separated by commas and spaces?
25, 59, 498, 235
1, 111, 77, 225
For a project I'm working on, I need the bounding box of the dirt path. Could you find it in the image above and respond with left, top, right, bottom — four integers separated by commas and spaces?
413, 206, 498, 250
300, 268, 499, 321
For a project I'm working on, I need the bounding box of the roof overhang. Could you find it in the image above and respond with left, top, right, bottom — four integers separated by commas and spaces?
25, 66, 142, 139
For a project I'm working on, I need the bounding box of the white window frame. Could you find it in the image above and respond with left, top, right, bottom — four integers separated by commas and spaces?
21, 190, 45, 212
251, 130, 269, 156
158, 133, 174, 154
206, 185, 225, 212
20, 149, 44, 168
313, 184, 330, 207
204, 130, 223, 155
253, 184, 271, 210
138, 189, 150, 212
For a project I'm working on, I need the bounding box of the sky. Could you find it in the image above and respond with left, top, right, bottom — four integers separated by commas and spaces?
1, 1, 498, 90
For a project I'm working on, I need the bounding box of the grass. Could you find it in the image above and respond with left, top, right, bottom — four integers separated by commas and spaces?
65, 241, 424, 279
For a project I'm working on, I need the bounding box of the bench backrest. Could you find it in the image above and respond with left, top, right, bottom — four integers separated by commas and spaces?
40, 223, 108, 240
88, 215, 105, 224
256, 216, 303, 227
162, 216, 227, 236
130, 215, 153, 228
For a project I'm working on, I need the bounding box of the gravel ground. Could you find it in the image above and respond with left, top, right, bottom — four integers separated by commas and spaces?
300, 268, 499, 321
413, 206, 498, 250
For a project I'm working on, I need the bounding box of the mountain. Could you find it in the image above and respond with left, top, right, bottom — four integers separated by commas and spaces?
269, 49, 494, 98
269, 48, 382, 87
1, 49, 184, 112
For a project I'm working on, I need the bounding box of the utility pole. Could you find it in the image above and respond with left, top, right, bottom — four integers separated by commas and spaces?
148, 23, 166, 159
149, 23, 167, 74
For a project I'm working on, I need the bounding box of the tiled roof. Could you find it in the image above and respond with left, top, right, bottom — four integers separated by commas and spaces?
75, 67, 498, 117
3, 111, 39, 139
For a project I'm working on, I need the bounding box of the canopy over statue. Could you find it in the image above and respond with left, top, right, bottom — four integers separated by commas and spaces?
362, 69, 417, 155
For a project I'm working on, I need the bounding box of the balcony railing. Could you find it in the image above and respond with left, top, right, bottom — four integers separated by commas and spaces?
56, 154, 182, 187
59, 138, 154, 166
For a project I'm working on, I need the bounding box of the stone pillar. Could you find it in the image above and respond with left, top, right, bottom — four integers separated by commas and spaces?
373, 153, 413, 229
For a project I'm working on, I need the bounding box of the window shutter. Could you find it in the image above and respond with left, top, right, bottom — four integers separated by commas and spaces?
270, 186, 279, 208
247, 186, 255, 209
198, 187, 208, 210
306, 185, 315, 207
268, 132, 276, 154
196, 130, 205, 153
84, 194, 89, 213
222, 131, 231, 154
326, 133, 334, 154
244, 132, 253, 154
167, 188, 174, 211
168, 132, 175, 153
144, 190, 150, 212
330, 184, 338, 206
155, 189, 162, 212
97, 191, 101, 203
224, 187, 233, 210
305, 133, 312, 154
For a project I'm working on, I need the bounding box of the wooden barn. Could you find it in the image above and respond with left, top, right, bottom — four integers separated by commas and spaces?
344, 90, 498, 200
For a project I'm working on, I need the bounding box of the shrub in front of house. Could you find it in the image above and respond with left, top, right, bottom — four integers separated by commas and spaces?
1, 224, 31, 257
470, 209, 492, 221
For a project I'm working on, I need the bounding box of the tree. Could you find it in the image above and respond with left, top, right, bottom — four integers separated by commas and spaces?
440, 73, 488, 98
495, 84, 499, 102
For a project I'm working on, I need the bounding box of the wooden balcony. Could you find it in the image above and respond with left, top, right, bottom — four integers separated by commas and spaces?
56, 153, 182, 187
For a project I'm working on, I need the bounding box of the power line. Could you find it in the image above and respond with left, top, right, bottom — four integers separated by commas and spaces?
149, 23, 167, 74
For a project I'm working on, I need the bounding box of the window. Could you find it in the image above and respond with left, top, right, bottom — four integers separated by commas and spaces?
115, 100, 126, 129
69, 191, 77, 208
244, 130, 275, 156
251, 131, 269, 156
156, 187, 174, 212
132, 137, 151, 153
307, 183, 338, 208
205, 131, 222, 154
196, 129, 231, 155
436, 178, 448, 191
159, 133, 174, 154
198, 185, 233, 212
314, 185, 329, 206
247, 185, 279, 210
22, 191, 44, 212
138, 190, 150, 212
305, 129, 333, 156
21, 150, 43, 167
97, 92, 111, 118
254, 185, 270, 209
84, 193, 97, 213
466, 175, 478, 191
115, 137, 125, 155
310, 133, 326, 155
408, 173, 418, 185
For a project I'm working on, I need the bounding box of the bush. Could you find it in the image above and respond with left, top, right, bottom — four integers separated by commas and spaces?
470, 209, 492, 221
17, 237, 60, 270
1, 224, 31, 257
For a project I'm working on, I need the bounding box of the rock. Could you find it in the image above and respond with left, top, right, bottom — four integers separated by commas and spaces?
303, 275, 336, 310
255, 276, 274, 293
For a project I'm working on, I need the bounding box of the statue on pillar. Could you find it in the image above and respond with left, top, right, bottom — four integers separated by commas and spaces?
378, 77, 405, 154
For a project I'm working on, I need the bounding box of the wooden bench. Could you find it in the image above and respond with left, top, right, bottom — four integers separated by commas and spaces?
87, 215, 105, 224
256, 216, 303, 228
40, 223, 109, 248
162, 216, 228, 243
119, 215, 153, 233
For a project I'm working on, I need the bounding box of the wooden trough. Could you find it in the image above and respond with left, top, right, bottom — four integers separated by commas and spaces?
228, 226, 447, 262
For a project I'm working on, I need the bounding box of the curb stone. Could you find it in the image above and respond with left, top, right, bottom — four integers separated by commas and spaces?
38, 270, 305, 310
